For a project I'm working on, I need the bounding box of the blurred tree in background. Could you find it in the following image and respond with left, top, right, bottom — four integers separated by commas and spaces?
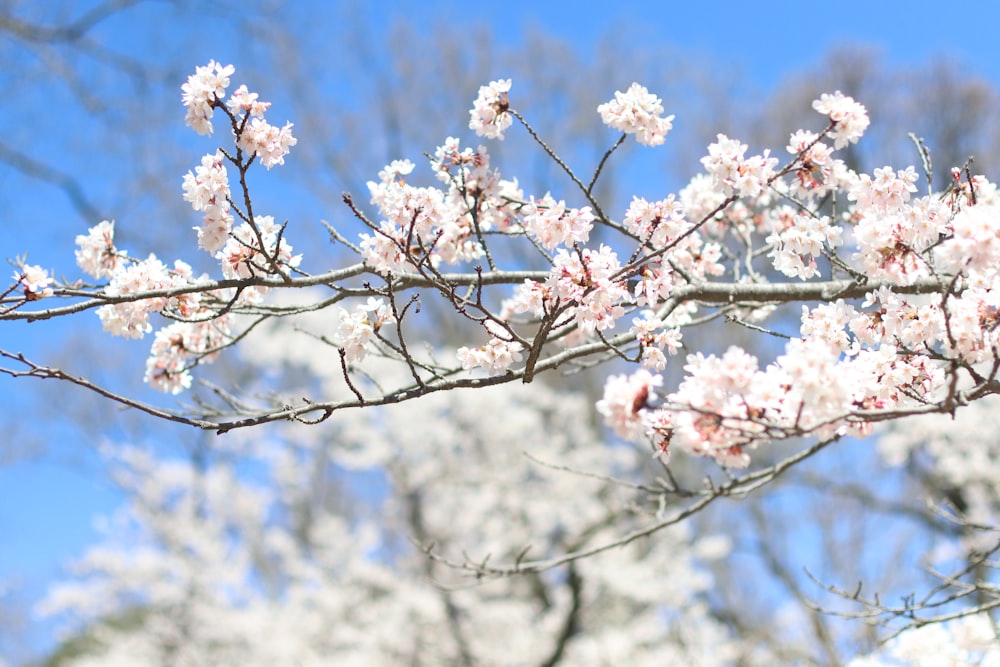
3, 2, 1000, 665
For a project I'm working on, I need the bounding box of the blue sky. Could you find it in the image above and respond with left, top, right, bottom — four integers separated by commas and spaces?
438, 1, 1000, 86
2, 0, 1000, 660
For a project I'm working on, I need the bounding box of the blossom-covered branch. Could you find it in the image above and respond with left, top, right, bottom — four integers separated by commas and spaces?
5, 62, 1000, 474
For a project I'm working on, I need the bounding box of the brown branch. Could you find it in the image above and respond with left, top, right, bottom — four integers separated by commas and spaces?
423, 436, 841, 577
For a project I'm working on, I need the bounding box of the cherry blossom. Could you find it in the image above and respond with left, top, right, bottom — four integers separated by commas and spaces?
236, 117, 297, 169
812, 90, 870, 149
360, 140, 524, 274
225, 83, 270, 118
701, 134, 778, 198
218, 216, 300, 289
457, 337, 524, 375
547, 245, 628, 333
144, 316, 232, 394
597, 82, 675, 147
181, 60, 234, 135
75, 220, 122, 279
631, 313, 682, 371
96, 255, 185, 339
182, 151, 233, 252
9, 58, 1000, 661
785, 129, 845, 198
522, 194, 594, 249
13, 264, 54, 300
596, 368, 662, 441
332, 298, 395, 363
766, 209, 843, 279
622, 195, 689, 247
936, 200, 1000, 279
469, 78, 512, 140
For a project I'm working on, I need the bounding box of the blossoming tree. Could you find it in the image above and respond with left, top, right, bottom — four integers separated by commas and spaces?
5, 60, 1000, 662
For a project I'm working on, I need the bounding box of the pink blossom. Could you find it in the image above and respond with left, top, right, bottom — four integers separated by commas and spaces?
701, 134, 778, 198
362, 154, 496, 272
457, 338, 524, 375
622, 195, 689, 247
548, 245, 628, 333
218, 217, 301, 302
664, 347, 770, 467
182, 151, 233, 252
144, 316, 232, 394
501, 279, 550, 320
181, 60, 234, 135
333, 298, 395, 363
812, 91, 870, 149
632, 314, 682, 371
14, 264, 54, 300
800, 300, 856, 352
469, 79, 512, 140
226, 84, 270, 118
75, 220, 122, 279
849, 167, 945, 284
597, 369, 662, 441
97, 255, 190, 339
597, 83, 675, 147
936, 203, 1000, 279
522, 194, 594, 249
786, 130, 839, 197
237, 118, 297, 169
766, 211, 842, 280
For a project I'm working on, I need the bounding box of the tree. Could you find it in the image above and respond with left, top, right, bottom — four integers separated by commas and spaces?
6, 30, 1000, 667
37, 377, 739, 666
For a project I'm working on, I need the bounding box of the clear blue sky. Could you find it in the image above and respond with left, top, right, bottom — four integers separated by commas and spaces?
2, 0, 1000, 660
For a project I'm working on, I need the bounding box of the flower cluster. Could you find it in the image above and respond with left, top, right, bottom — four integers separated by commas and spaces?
457, 334, 524, 375
849, 166, 945, 284
600, 313, 950, 468
13, 264, 54, 300
631, 313, 683, 371
237, 117, 298, 169
811, 90, 869, 149
360, 171, 457, 273
361, 138, 521, 274
701, 134, 779, 198
785, 129, 844, 198
332, 298, 395, 363
219, 216, 301, 301
597, 82, 675, 147
800, 285, 1000, 377
181, 60, 234, 135
469, 79, 512, 140
937, 202, 1000, 280
765, 208, 843, 279
551, 246, 628, 333
182, 151, 233, 252
94, 255, 200, 339
522, 194, 594, 249
74, 220, 122, 279
596, 368, 662, 441
226, 83, 270, 118
144, 316, 232, 394
504, 245, 628, 335
622, 195, 689, 247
